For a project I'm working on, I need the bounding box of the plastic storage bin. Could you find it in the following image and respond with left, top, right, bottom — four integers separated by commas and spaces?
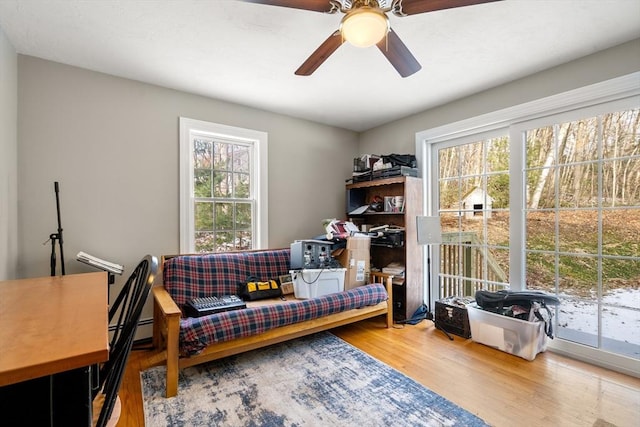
467, 303, 548, 360
290, 268, 346, 299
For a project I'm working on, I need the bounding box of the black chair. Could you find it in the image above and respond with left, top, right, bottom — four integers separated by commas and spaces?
93, 254, 158, 427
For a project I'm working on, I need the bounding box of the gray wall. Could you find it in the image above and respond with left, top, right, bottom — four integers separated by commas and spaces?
359, 38, 640, 155
17, 56, 358, 285
4, 33, 639, 337
0, 26, 18, 280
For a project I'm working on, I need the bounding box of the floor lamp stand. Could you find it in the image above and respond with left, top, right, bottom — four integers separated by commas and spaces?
426, 245, 453, 341
417, 216, 453, 340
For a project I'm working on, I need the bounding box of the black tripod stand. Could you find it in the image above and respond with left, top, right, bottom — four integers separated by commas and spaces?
425, 248, 453, 340
414, 215, 453, 340
47, 182, 65, 276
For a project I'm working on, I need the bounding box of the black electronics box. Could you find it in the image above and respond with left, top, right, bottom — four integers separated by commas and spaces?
435, 297, 474, 339
371, 229, 404, 248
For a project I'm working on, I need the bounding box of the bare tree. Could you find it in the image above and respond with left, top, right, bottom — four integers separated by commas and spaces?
528, 127, 555, 209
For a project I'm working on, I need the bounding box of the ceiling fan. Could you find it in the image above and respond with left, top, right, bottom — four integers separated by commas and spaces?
241, 0, 501, 77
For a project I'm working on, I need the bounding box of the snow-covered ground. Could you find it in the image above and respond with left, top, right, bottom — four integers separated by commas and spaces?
557, 288, 640, 345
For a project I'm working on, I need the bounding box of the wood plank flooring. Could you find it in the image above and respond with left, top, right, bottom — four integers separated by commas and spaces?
117, 317, 640, 426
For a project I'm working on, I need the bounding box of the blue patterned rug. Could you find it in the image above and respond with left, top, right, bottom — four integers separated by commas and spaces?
141, 332, 488, 426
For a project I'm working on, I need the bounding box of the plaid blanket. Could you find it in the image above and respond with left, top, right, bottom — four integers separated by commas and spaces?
179, 283, 388, 356
162, 249, 388, 356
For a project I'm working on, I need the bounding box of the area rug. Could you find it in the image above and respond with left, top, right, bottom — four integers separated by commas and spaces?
141, 332, 488, 426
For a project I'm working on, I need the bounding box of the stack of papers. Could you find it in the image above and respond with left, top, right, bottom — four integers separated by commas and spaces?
77, 251, 124, 275
349, 205, 369, 215
382, 262, 405, 284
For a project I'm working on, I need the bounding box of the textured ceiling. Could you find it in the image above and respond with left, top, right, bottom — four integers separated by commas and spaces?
1, 0, 639, 131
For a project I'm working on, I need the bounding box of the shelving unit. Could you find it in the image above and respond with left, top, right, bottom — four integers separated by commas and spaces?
346, 176, 423, 321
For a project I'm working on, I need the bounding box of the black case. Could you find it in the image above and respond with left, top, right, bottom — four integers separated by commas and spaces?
435, 297, 473, 339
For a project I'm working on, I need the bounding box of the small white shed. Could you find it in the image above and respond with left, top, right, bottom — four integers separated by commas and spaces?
461, 187, 493, 219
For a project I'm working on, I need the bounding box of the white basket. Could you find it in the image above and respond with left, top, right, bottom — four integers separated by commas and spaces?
290, 268, 346, 299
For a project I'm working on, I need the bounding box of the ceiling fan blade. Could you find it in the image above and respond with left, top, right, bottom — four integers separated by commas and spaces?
376, 29, 421, 78
240, 0, 338, 13
392, 0, 501, 16
295, 31, 344, 76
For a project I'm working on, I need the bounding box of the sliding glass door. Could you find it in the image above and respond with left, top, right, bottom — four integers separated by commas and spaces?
424, 97, 639, 367
516, 108, 639, 358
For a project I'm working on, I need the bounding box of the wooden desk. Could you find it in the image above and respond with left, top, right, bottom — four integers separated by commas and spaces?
0, 272, 108, 425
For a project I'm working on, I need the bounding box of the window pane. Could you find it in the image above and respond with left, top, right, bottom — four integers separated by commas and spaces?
526, 252, 555, 292
460, 177, 479, 218
526, 211, 555, 251
603, 208, 640, 256
526, 167, 557, 209
236, 230, 252, 251
558, 164, 598, 208
234, 172, 250, 198
440, 211, 461, 234
213, 171, 232, 198
438, 275, 463, 299
486, 137, 509, 174
487, 211, 509, 248
459, 141, 484, 175
439, 146, 459, 179
487, 247, 509, 285
559, 254, 597, 295
215, 202, 233, 229
213, 141, 231, 170
602, 157, 639, 207
557, 294, 598, 348
194, 202, 213, 231
486, 173, 509, 209
558, 210, 598, 254
235, 202, 252, 229
193, 139, 212, 168
216, 231, 234, 252
602, 258, 640, 295
439, 177, 460, 212
601, 303, 640, 357
556, 117, 598, 165
195, 231, 216, 253
439, 238, 463, 277
233, 145, 250, 174
526, 126, 555, 168
602, 109, 640, 160
194, 169, 212, 197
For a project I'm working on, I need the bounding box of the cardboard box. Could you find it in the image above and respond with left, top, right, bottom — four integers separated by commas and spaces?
467, 304, 548, 361
333, 235, 370, 290
290, 268, 346, 299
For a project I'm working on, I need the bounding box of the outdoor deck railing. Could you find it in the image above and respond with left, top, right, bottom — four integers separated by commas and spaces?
438, 232, 508, 299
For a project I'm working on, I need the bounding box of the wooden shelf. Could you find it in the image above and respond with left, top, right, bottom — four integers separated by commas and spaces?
345, 176, 423, 322
346, 176, 408, 190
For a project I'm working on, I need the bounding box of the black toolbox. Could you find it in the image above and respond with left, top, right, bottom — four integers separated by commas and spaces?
434, 297, 474, 338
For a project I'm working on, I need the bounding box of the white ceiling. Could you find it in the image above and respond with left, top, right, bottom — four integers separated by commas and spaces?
1, 0, 639, 132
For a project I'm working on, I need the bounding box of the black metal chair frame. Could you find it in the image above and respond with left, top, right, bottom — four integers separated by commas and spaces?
93, 254, 158, 427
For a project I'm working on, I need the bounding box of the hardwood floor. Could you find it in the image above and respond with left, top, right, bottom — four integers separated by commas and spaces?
118, 317, 640, 426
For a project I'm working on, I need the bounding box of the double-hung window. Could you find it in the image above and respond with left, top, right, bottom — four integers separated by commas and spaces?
179, 118, 268, 253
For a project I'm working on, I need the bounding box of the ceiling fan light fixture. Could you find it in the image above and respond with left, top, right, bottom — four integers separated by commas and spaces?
340, 7, 389, 48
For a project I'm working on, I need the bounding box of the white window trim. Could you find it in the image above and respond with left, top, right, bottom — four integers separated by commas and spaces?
179, 117, 268, 253
415, 72, 640, 377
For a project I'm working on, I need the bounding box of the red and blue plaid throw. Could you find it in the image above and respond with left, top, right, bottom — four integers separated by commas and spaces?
179, 283, 388, 355
162, 249, 388, 356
